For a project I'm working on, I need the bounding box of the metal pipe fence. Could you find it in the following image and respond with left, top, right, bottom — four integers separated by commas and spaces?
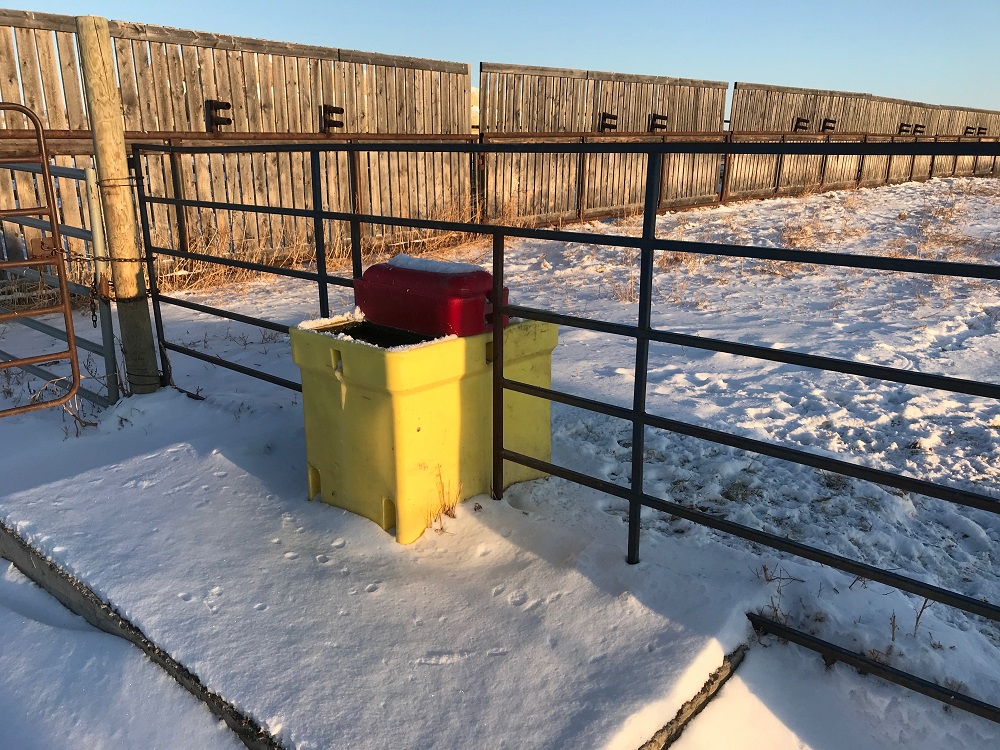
0, 158, 120, 408
133, 137, 1000, 722
0, 102, 85, 417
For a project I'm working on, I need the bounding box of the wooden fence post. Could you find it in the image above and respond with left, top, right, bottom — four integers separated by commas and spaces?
76, 15, 160, 394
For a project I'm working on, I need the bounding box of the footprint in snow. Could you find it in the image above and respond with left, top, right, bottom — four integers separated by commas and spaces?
509, 591, 528, 606
365, 583, 379, 593
284, 551, 299, 560
331, 538, 346, 549
178, 592, 193, 602
253, 603, 267, 611
416, 650, 472, 666
315, 554, 330, 564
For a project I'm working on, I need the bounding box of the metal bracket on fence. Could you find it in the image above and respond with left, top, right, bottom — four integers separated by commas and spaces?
205, 100, 233, 133
598, 112, 618, 132
320, 104, 345, 133
647, 113, 668, 132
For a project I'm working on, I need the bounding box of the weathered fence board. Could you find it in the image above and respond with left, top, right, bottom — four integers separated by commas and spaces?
3, 7, 1000, 277
479, 63, 726, 222
0, 9, 471, 270
727, 82, 1000, 199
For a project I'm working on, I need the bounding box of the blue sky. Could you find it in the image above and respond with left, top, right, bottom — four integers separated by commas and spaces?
25, 0, 1000, 111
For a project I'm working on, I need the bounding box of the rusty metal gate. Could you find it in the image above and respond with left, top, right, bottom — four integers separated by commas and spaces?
0, 103, 81, 418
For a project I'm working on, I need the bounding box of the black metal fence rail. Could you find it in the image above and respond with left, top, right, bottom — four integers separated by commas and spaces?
133, 138, 1000, 722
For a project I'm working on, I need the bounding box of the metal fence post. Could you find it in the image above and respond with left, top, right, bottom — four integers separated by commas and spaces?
167, 144, 190, 253
84, 166, 119, 403
133, 145, 171, 388
627, 147, 662, 565
720, 133, 733, 203
310, 149, 330, 318
347, 144, 363, 283
491, 232, 505, 501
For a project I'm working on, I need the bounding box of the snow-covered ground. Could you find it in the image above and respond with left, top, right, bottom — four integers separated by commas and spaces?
0, 561, 242, 749
2, 176, 999, 748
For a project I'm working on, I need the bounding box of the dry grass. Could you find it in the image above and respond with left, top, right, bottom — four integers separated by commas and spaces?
155, 200, 495, 293
840, 189, 862, 211
0, 277, 59, 310
779, 214, 868, 252
429, 466, 461, 534
779, 222, 820, 249
607, 247, 639, 302
154, 227, 315, 292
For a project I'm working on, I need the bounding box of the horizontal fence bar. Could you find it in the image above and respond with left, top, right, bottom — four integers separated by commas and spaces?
0, 347, 109, 409
135, 140, 1000, 156
501, 377, 1000, 515
0, 129, 479, 145
0, 348, 71, 371
4, 267, 91, 298
0, 154, 43, 164
0, 304, 65, 323
161, 341, 301, 392
507, 305, 1000, 399
5, 129, 996, 144
651, 238, 1000, 280
149, 246, 354, 288
2, 214, 95, 243
0, 206, 50, 219
501, 446, 1000, 622
0, 160, 88, 180
746, 613, 1000, 724
0, 258, 58, 271
156, 295, 294, 335
0, 304, 105, 358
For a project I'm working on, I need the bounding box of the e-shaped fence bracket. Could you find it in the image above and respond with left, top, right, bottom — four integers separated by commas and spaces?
321, 104, 345, 133
647, 113, 668, 132
598, 112, 618, 133
205, 100, 232, 133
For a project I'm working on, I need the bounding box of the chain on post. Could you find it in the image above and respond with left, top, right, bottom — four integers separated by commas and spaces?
89, 277, 99, 328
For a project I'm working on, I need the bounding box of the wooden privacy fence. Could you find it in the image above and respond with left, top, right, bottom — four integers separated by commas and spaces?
0, 9, 471, 279
2, 9, 1000, 282
478, 63, 728, 222
726, 83, 1000, 200
0, 12, 92, 270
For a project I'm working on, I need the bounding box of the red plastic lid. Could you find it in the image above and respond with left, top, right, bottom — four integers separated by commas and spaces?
359, 263, 493, 298
354, 258, 506, 338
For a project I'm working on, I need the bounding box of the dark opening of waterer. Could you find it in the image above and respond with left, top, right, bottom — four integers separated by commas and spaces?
329, 321, 436, 349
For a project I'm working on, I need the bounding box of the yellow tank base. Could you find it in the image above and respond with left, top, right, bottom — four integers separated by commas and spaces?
290, 317, 557, 545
